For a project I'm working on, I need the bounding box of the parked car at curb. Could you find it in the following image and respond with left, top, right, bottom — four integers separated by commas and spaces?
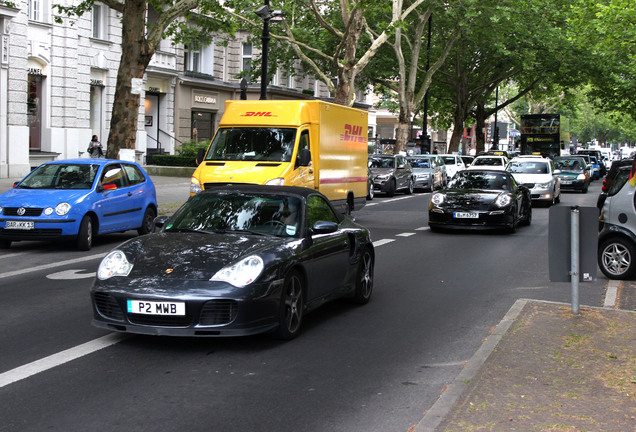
407, 155, 447, 191
368, 154, 414, 196
0, 159, 157, 250
598, 166, 636, 279
91, 185, 374, 339
428, 169, 532, 233
506, 156, 561, 206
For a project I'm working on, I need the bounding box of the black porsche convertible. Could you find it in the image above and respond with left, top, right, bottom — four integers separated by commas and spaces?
428, 169, 532, 232
91, 185, 374, 340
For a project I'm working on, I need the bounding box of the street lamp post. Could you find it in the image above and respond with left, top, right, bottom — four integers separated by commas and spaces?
492, 86, 499, 150
255, 0, 271, 100
422, 13, 432, 154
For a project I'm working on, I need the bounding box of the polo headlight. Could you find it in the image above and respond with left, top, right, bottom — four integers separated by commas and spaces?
55, 202, 71, 215
44, 207, 54, 215
431, 193, 445, 206
495, 193, 512, 208
98, 250, 133, 280
210, 255, 264, 288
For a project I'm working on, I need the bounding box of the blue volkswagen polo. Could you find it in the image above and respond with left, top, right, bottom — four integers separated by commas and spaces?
0, 159, 157, 250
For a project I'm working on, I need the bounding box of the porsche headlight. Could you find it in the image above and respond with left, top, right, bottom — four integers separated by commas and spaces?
55, 202, 71, 216
97, 250, 133, 280
495, 193, 512, 208
431, 193, 445, 205
190, 176, 202, 194
265, 178, 285, 186
210, 255, 264, 288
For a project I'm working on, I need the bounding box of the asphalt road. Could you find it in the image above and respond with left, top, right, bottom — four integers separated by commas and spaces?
0, 179, 608, 432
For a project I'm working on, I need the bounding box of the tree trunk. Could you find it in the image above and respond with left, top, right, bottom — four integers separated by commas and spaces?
395, 108, 411, 154
473, 103, 487, 153
105, 0, 155, 159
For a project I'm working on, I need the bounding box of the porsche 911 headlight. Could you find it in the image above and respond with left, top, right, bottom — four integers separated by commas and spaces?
210, 255, 264, 287
98, 250, 133, 280
431, 193, 445, 205
495, 194, 512, 208
55, 202, 71, 216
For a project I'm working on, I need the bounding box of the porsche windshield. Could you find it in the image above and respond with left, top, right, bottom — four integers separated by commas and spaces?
205, 127, 297, 162
167, 193, 302, 237
17, 164, 99, 189
448, 171, 510, 190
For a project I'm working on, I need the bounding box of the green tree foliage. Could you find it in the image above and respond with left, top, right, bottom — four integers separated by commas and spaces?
54, 0, 232, 158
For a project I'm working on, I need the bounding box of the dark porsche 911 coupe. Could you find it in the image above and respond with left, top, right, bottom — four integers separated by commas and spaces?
91, 185, 374, 340
428, 170, 532, 232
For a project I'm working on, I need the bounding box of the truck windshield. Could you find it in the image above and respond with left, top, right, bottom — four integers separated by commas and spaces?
205, 127, 297, 162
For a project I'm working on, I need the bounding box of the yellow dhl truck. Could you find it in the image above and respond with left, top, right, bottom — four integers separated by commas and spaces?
190, 100, 368, 213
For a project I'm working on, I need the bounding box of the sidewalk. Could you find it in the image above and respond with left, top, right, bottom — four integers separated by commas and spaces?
415, 298, 636, 432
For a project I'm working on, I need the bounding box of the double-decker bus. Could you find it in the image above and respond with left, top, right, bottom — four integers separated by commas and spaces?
520, 114, 570, 158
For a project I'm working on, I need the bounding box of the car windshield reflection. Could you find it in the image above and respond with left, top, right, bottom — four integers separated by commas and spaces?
17, 164, 99, 190
448, 171, 510, 190
166, 193, 302, 237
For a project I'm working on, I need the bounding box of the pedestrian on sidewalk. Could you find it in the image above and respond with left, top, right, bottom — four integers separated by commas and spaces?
88, 135, 104, 158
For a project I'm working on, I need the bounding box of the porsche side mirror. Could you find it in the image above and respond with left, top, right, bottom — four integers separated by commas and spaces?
311, 220, 338, 234
154, 215, 170, 229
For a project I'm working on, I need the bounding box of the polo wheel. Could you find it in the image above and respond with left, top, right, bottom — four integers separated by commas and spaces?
137, 207, 157, 236
77, 215, 93, 251
599, 237, 636, 280
273, 270, 304, 340
352, 247, 374, 304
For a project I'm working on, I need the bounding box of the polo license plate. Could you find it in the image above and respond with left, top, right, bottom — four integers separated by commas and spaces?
127, 300, 186, 316
6, 220, 34, 230
453, 212, 479, 219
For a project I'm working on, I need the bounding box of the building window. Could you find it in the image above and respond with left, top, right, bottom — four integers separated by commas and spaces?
286, 71, 294, 89
184, 45, 201, 72
29, 0, 49, 22
90, 84, 103, 139
28, 74, 43, 150
242, 43, 252, 72
191, 111, 215, 143
92, 4, 108, 40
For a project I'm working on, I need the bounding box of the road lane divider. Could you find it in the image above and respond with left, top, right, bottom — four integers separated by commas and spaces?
0, 252, 105, 280
0, 333, 129, 388
373, 239, 395, 247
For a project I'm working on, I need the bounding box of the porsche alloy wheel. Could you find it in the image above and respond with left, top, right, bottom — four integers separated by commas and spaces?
274, 270, 304, 340
599, 237, 636, 280
353, 247, 374, 304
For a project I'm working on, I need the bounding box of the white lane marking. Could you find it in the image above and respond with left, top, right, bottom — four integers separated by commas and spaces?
0, 252, 28, 259
415, 226, 429, 231
0, 333, 129, 388
373, 239, 395, 247
604, 280, 619, 308
46, 269, 96, 280
396, 232, 416, 237
0, 253, 105, 280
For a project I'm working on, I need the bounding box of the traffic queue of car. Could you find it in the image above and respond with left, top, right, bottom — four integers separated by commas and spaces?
0, 147, 621, 340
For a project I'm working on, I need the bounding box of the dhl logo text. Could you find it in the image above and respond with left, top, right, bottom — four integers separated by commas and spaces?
241, 111, 276, 117
340, 124, 367, 143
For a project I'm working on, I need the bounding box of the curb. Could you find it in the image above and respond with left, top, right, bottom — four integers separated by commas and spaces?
413, 298, 529, 432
